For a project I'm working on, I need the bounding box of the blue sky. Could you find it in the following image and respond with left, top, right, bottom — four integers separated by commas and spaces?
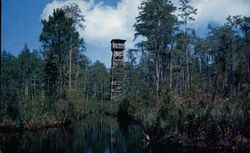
2, 0, 118, 66
2, 0, 50, 55
2, 0, 250, 67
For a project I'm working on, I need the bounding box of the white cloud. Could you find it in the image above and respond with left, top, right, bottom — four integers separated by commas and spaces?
41, 0, 142, 66
191, 0, 250, 36
41, 0, 250, 66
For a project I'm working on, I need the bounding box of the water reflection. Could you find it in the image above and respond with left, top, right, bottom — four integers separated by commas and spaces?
0, 115, 146, 153
0, 115, 233, 153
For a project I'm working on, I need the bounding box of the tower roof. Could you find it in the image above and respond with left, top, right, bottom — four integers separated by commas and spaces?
111, 39, 126, 43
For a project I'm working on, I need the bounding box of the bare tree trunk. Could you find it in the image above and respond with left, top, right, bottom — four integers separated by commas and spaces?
24, 79, 29, 102
182, 68, 185, 94
156, 52, 160, 99
184, 23, 190, 91
76, 59, 80, 88
169, 42, 174, 88
186, 46, 190, 90
32, 78, 35, 100
58, 56, 63, 94
248, 54, 250, 74
199, 58, 202, 74
69, 48, 72, 89
57, 47, 63, 94
169, 57, 173, 88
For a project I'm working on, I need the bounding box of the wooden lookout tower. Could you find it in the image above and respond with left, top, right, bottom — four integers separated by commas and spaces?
110, 39, 126, 100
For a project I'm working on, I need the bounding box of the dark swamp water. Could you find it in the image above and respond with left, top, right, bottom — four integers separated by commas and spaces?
0, 115, 238, 153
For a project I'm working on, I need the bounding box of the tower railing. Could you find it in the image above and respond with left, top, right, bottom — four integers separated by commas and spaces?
110, 39, 126, 100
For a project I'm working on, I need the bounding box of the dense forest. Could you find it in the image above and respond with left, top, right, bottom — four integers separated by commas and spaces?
1, 0, 250, 149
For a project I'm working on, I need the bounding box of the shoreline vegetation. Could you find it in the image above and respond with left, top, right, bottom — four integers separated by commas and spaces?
1, 0, 249, 152
1, 94, 250, 151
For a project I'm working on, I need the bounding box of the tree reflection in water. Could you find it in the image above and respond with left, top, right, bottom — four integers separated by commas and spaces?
0, 115, 144, 153
0, 115, 233, 153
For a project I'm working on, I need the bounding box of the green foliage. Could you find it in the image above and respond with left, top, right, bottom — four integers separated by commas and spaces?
124, 94, 250, 142
18, 89, 87, 127
40, 8, 85, 95
1, 5, 90, 127
1, 1, 249, 146
134, 0, 178, 98
86, 61, 110, 100
56, 89, 86, 120
1, 51, 19, 119
20, 96, 50, 128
